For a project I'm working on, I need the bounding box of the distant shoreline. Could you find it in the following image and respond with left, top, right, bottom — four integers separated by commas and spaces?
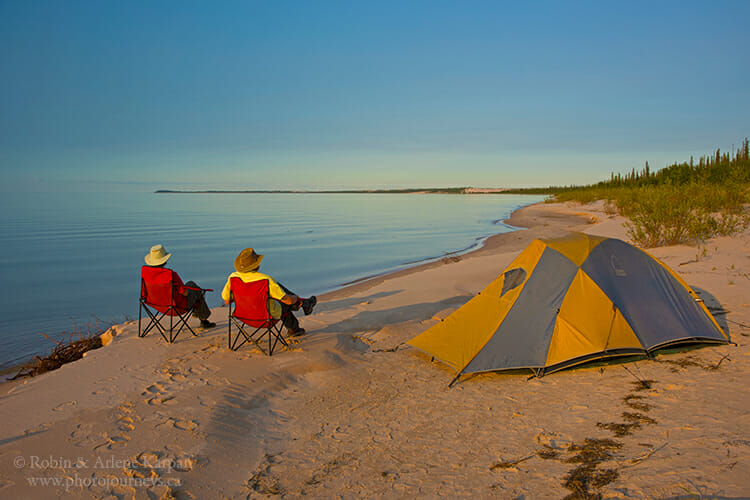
154, 187, 532, 194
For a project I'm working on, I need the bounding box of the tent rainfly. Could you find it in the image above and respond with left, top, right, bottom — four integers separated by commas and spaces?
408, 233, 728, 381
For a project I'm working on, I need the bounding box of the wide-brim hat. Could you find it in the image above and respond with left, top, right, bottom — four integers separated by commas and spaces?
145, 244, 171, 266
234, 247, 263, 272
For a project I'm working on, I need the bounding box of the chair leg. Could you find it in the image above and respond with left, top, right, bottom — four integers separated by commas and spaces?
140, 303, 200, 344
169, 311, 174, 343
275, 323, 289, 348
228, 316, 253, 351
158, 306, 200, 344
228, 318, 291, 357
140, 305, 171, 343
267, 323, 289, 356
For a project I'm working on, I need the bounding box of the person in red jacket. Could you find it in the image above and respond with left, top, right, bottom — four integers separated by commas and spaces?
144, 244, 216, 329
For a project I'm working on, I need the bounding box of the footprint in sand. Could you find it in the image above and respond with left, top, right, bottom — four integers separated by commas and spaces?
188, 364, 209, 375
52, 400, 77, 411
142, 382, 178, 406
144, 383, 166, 395
192, 343, 221, 360
118, 416, 135, 432
92, 402, 136, 451
124, 465, 158, 480
93, 434, 131, 451
69, 423, 92, 437
137, 451, 162, 466
147, 395, 177, 406
536, 431, 572, 450
130, 451, 169, 479
172, 455, 198, 472
197, 395, 217, 408
69, 423, 110, 448
172, 419, 199, 432
109, 435, 130, 444
168, 373, 188, 383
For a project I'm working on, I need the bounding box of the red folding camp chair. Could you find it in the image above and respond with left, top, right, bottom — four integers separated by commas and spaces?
227, 278, 289, 355
139, 266, 212, 343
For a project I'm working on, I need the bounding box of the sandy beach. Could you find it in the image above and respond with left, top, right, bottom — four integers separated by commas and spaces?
1, 200, 748, 499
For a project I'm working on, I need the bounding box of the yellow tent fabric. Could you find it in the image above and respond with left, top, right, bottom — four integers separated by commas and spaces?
409, 238, 545, 372
408, 233, 728, 378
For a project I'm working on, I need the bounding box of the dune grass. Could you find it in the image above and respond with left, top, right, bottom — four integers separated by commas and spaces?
557, 182, 748, 247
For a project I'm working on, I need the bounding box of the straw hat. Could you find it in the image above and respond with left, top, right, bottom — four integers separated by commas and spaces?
144, 244, 171, 266
234, 247, 263, 272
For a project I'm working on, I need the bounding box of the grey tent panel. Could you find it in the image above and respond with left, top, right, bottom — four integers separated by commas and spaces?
581, 239, 725, 348
463, 247, 578, 373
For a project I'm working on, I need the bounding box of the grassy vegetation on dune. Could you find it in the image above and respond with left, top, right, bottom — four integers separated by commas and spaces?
515, 139, 750, 247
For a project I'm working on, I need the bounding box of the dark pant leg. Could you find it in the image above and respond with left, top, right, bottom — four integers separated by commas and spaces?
276, 282, 304, 330
184, 281, 211, 320
279, 302, 300, 331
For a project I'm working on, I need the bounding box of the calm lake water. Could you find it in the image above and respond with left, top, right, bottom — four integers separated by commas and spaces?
0, 191, 544, 370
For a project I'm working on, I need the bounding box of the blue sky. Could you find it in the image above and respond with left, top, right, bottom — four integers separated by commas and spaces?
1, 1, 748, 192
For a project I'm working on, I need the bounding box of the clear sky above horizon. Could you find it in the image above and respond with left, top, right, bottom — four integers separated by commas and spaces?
1, 0, 748, 192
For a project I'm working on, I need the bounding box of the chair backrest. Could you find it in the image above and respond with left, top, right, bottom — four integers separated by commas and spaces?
141, 266, 189, 313
230, 277, 273, 327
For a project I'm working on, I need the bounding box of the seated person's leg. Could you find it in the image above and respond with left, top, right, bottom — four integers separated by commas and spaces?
277, 282, 317, 315
184, 280, 215, 328
274, 301, 304, 336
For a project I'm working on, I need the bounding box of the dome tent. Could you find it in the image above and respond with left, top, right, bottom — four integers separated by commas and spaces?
408, 233, 728, 381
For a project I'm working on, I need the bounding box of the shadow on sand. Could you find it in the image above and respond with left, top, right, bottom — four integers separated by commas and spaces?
315, 290, 403, 314
316, 294, 473, 335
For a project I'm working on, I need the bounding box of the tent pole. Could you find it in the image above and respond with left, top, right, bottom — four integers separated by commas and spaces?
448, 373, 461, 388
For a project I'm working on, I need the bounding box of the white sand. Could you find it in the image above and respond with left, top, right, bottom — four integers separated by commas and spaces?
1, 201, 748, 499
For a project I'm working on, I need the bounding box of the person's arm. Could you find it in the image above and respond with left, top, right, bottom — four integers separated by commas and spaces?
221, 278, 232, 305
171, 271, 188, 296
267, 277, 299, 305
279, 293, 299, 305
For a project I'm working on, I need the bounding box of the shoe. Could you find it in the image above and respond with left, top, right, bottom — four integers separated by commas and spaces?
302, 296, 317, 316
287, 328, 306, 337
200, 319, 216, 329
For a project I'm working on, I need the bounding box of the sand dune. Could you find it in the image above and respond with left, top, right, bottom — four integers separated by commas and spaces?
1, 201, 748, 499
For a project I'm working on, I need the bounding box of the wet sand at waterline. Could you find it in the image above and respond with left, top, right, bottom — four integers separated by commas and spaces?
1, 201, 748, 499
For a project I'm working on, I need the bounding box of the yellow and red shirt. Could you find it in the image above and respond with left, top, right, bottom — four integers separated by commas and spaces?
221, 270, 286, 318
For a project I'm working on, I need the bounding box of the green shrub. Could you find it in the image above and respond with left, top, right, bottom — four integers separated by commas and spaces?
620, 184, 748, 247
540, 138, 750, 247
556, 183, 749, 247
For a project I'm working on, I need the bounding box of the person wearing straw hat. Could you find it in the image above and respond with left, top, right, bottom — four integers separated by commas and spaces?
144, 244, 216, 329
221, 247, 316, 336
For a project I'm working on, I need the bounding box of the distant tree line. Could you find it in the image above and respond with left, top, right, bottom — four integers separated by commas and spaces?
605, 137, 749, 188
506, 138, 749, 195
505, 138, 750, 247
